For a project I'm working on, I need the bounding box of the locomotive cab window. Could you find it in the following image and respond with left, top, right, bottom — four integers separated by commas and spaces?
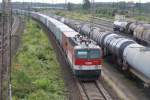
76, 50, 88, 59
89, 49, 100, 59
75, 49, 101, 59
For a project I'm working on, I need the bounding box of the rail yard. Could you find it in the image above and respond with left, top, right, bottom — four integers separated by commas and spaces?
0, 0, 150, 100
42, 10, 150, 100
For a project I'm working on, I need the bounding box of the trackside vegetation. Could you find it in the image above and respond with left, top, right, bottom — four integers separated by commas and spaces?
12, 20, 67, 100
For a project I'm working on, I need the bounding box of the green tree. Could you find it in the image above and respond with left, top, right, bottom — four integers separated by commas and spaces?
118, 1, 126, 10
67, 2, 73, 11
82, 0, 90, 10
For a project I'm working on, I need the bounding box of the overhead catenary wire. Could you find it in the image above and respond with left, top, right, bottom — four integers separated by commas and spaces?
90, 0, 95, 39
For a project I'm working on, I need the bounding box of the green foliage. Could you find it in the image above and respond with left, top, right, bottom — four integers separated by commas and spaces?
82, 0, 90, 10
12, 20, 67, 100
67, 2, 73, 11
134, 16, 150, 23
55, 10, 90, 21
55, 11, 66, 17
52, 2, 150, 22
96, 8, 115, 18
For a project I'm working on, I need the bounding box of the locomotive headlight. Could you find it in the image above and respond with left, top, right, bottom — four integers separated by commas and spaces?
95, 66, 97, 69
94, 65, 99, 69
75, 66, 82, 70
95, 65, 102, 69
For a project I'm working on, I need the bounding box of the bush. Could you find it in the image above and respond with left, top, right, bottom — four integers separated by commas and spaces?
12, 20, 67, 99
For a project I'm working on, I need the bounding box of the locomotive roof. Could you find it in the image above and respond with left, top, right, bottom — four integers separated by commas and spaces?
68, 36, 100, 49
75, 44, 100, 49
64, 32, 79, 37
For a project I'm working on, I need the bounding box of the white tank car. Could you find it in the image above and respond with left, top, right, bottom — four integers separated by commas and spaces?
127, 22, 138, 33
123, 44, 150, 79
134, 24, 150, 44
113, 20, 128, 31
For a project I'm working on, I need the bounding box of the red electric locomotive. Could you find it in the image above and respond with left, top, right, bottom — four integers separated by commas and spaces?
62, 32, 102, 80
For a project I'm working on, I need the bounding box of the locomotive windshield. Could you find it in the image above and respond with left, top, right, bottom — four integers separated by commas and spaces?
76, 50, 88, 59
89, 50, 100, 59
76, 49, 100, 59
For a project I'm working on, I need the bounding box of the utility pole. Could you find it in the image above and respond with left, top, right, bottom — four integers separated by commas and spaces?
139, 0, 141, 16
65, 0, 67, 10
90, 0, 95, 39
117, 0, 119, 12
0, 0, 12, 99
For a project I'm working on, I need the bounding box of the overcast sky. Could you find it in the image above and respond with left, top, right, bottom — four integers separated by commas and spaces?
0, 0, 150, 3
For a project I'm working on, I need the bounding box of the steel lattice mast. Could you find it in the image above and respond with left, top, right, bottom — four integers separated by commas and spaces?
90, 0, 95, 39
0, 0, 12, 99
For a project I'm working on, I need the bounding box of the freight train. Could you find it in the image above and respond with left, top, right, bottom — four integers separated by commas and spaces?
47, 14, 150, 87
14, 10, 102, 80
113, 20, 150, 45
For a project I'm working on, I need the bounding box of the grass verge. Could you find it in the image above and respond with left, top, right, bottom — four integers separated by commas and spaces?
52, 10, 150, 23
12, 19, 67, 100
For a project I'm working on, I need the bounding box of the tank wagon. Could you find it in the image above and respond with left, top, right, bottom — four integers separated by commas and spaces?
113, 20, 150, 45
49, 14, 150, 87
14, 10, 103, 80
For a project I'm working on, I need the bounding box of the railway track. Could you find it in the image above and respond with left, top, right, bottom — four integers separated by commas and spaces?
68, 15, 135, 40
79, 18, 113, 31
77, 80, 113, 100
85, 17, 135, 40
11, 15, 24, 56
12, 16, 20, 35
0, 15, 23, 56
0, 15, 23, 99
92, 17, 113, 28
